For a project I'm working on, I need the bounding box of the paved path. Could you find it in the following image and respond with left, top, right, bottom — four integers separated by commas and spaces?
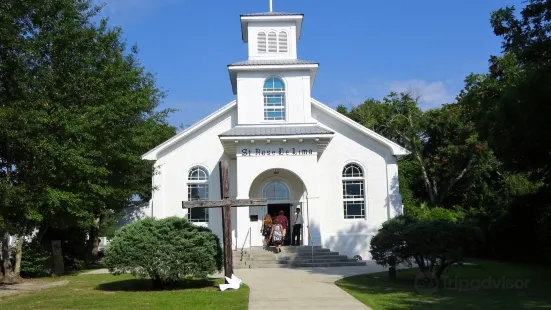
80, 262, 405, 309
235, 261, 391, 310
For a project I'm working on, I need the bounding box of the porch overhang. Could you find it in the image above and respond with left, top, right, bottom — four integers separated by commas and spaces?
219, 125, 334, 159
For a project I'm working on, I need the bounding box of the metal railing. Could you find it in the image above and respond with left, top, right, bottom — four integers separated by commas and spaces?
240, 227, 251, 262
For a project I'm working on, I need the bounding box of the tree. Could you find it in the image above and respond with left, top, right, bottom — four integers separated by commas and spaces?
103, 217, 223, 288
0, 0, 176, 280
370, 215, 482, 281
454, 0, 551, 262
338, 92, 496, 206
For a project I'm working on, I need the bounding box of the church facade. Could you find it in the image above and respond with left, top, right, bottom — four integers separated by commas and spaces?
141, 11, 409, 260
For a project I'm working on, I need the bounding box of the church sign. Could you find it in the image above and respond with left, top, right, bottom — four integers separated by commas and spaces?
240, 147, 315, 156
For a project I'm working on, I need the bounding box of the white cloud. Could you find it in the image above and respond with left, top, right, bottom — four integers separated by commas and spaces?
386, 79, 457, 110
332, 78, 459, 111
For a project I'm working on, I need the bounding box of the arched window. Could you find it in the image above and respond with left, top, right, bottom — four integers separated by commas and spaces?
267, 31, 277, 52
257, 32, 267, 52
342, 163, 365, 219
263, 77, 286, 121
187, 166, 209, 222
262, 180, 290, 201
278, 31, 288, 52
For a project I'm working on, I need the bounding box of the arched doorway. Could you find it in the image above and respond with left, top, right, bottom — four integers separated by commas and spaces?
248, 169, 308, 247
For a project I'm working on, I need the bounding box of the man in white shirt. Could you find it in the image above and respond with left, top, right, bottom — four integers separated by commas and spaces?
292, 206, 304, 246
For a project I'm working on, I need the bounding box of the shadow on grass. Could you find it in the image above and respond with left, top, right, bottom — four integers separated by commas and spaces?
336, 260, 551, 310
96, 278, 219, 292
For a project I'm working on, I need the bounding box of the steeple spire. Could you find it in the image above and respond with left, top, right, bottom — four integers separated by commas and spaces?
269, 0, 273, 12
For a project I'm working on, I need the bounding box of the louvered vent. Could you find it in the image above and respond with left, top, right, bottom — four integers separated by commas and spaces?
267, 31, 277, 52
257, 32, 266, 52
278, 31, 288, 52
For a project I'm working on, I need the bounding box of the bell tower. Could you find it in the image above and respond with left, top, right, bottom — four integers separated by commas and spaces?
228, 7, 319, 124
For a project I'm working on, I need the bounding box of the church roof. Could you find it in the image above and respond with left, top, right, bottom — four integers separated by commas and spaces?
219, 125, 333, 137
240, 12, 303, 17
228, 59, 318, 67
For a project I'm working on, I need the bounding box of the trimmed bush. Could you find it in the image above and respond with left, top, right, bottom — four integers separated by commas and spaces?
370, 215, 482, 280
103, 217, 222, 288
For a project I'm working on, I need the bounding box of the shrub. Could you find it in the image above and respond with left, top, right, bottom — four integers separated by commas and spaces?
20, 242, 51, 278
370, 215, 482, 280
405, 202, 466, 222
103, 217, 223, 288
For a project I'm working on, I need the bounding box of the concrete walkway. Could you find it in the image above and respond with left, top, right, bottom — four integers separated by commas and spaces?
235, 261, 390, 310
79, 262, 394, 309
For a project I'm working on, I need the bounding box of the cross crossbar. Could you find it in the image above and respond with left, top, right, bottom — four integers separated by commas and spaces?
182, 198, 267, 209
180, 160, 268, 283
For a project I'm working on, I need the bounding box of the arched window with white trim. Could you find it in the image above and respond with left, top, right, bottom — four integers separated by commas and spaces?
257, 32, 267, 52
342, 163, 365, 219
262, 180, 290, 201
187, 166, 209, 222
263, 77, 286, 121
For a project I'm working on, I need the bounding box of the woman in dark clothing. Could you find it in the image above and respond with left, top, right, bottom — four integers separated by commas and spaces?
261, 213, 273, 247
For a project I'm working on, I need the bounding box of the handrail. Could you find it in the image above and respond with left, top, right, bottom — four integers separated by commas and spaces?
240, 227, 251, 261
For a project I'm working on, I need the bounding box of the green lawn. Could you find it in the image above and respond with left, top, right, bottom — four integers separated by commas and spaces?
0, 275, 249, 310
336, 259, 551, 310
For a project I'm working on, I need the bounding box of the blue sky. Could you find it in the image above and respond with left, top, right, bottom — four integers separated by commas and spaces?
92, 0, 523, 128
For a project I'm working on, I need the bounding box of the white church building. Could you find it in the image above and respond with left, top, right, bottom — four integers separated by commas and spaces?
141, 10, 409, 260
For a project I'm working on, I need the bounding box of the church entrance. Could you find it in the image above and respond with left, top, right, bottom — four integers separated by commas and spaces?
268, 203, 291, 246
247, 169, 308, 247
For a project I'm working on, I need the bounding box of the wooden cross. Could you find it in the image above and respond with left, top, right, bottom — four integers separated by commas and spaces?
182, 160, 267, 282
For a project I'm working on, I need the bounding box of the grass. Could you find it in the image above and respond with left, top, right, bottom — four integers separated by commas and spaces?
336, 259, 551, 309
0, 274, 249, 310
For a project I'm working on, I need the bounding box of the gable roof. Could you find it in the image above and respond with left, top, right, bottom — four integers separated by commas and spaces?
311, 98, 410, 156
141, 98, 410, 161
141, 100, 237, 160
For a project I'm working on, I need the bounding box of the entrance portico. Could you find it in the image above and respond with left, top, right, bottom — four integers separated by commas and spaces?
248, 168, 308, 247
219, 124, 333, 251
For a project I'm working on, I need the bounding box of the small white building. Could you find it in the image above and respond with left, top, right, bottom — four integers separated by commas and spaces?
141, 10, 409, 260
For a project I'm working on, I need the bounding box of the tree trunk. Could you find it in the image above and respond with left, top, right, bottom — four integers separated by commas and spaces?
1, 230, 16, 282
51, 240, 64, 276
87, 217, 101, 264
414, 152, 438, 204
14, 234, 25, 276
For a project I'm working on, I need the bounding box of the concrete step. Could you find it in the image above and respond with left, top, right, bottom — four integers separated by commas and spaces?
243, 255, 349, 261
239, 249, 336, 256
243, 246, 325, 253
233, 246, 365, 269
275, 256, 350, 262
235, 261, 367, 269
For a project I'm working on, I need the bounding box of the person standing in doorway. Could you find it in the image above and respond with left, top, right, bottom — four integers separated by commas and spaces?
276, 210, 288, 245
292, 207, 304, 246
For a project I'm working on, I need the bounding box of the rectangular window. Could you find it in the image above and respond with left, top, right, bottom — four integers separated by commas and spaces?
343, 180, 365, 219
343, 201, 365, 219
263, 94, 285, 120
187, 184, 209, 222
